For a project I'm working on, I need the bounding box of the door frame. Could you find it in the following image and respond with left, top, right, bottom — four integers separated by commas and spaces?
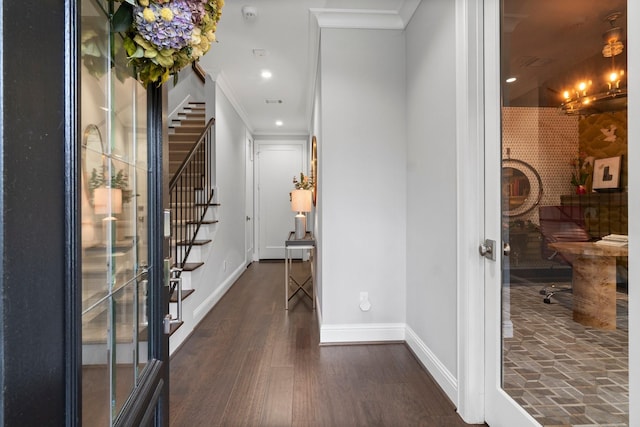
245, 132, 255, 265
453, 0, 487, 422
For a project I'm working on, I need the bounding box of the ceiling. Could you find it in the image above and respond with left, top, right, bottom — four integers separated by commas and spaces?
198, 0, 627, 135
198, 0, 416, 135
504, 0, 627, 107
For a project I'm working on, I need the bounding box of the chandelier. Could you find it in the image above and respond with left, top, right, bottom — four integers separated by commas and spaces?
560, 12, 627, 115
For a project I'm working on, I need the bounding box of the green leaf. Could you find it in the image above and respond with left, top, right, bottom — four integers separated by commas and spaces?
123, 37, 137, 56
112, 3, 133, 33
143, 48, 158, 59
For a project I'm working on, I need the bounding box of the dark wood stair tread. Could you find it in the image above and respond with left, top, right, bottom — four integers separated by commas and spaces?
179, 262, 204, 272
186, 219, 219, 225
176, 239, 211, 246
195, 203, 221, 207
170, 321, 184, 335
170, 289, 195, 303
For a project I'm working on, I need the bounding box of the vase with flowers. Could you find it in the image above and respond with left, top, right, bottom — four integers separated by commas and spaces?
292, 173, 314, 191
570, 152, 592, 195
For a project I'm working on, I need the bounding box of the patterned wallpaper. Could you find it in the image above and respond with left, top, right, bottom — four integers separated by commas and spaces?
579, 110, 628, 191
502, 107, 579, 224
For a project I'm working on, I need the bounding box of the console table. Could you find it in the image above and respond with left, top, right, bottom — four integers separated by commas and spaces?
548, 241, 627, 330
284, 231, 315, 310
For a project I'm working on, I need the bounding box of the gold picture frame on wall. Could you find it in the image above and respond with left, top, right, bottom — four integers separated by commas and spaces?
311, 136, 318, 205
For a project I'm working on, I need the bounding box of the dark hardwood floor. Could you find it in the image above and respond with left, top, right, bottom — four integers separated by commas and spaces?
170, 261, 484, 426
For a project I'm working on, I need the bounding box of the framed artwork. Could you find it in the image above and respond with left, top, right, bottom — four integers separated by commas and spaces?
311, 136, 318, 205
592, 156, 621, 191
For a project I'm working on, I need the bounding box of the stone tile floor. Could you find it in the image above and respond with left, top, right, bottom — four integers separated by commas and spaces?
504, 282, 628, 427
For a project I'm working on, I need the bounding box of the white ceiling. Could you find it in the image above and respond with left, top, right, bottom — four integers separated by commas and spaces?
198, 0, 627, 135
198, 0, 418, 135
505, 0, 627, 106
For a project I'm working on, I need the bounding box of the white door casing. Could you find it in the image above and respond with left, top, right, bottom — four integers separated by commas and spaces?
245, 133, 255, 264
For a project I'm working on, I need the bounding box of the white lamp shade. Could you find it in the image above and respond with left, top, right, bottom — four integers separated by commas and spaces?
291, 189, 312, 213
94, 187, 123, 215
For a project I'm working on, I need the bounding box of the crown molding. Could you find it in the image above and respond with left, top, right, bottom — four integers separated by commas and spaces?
213, 70, 254, 134
310, 0, 420, 30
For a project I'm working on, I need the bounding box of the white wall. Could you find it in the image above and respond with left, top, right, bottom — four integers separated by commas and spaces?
319, 28, 407, 339
176, 81, 249, 332
167, 67, 207, 120
311, 58, 323, 313
210, 82, 250, 279
405, 0, 459, 377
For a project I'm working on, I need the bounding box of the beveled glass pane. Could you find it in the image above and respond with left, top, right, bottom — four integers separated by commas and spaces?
112, 282, 137, 416
82, 297, 111, 426
134, 83, 148, 170
137, 278, 150, 376
135, 166, 149, 271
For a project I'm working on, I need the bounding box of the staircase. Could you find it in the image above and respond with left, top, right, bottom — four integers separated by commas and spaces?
167, 101, 219, 341
169, 102, 206, 175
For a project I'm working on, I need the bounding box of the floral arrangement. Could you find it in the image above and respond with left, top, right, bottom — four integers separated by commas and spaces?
293, 173, 314, 190
569, 152, 593, 187
112, 0, 224, 87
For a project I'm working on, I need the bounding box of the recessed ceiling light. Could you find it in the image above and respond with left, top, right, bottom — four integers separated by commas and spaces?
275, 120, 283, 127
261, 70, 272, 79
506, 77, 517, 83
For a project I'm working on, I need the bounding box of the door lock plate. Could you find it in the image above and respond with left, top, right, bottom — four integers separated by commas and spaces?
479, 239, 496, 260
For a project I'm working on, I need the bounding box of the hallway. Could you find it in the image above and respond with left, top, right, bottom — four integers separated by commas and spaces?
169, 262, 483, 426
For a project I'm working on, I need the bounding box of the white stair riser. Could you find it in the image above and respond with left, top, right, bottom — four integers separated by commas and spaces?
82, 341, 149, 365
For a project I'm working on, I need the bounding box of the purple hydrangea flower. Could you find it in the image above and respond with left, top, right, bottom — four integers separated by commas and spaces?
184, 0, 207, 25
134, 0, 194, 50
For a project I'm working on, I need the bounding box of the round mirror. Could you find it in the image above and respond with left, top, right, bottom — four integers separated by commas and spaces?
82, 124, 105, 206
502, 158, 542, 217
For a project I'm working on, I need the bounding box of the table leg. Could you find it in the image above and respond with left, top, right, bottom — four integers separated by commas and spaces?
310, 248, 315, 309
572, 255, 617, 330
285, 247, 289, 310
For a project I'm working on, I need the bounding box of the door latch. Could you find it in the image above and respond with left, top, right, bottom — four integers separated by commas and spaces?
479, 239, 496, 260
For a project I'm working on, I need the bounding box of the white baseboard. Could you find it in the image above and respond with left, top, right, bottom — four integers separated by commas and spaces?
405, 325, 458, 405
193, 263, 246, 324
320, 322, 406, 344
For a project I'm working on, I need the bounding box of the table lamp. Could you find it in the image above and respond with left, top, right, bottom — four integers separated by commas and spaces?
291, 189, 312, 239
94, 187, 123, 215
94, 187, 123, 245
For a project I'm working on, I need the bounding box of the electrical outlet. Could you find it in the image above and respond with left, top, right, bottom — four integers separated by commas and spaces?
359, 292, 371, 312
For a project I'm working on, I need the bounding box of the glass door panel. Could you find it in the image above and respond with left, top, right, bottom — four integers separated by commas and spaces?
500, 1, 629, 425
80, 0, 156, 424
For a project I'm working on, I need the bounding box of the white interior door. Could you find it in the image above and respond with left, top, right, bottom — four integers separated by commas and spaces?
245, 134, 254, 265
256, 140, 306, 259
